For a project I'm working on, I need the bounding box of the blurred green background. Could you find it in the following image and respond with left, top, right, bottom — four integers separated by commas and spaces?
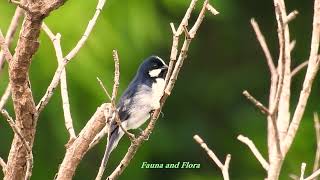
0, 0, 319, 179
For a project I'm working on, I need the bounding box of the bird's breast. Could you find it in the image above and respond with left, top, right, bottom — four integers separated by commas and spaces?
124, 78, 165, 130
151, 78, 165, 109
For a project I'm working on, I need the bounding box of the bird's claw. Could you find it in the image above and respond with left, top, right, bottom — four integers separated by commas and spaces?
138, 128, 149, 140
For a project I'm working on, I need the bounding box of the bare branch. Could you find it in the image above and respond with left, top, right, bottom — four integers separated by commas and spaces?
107, 2, 218, 179
111, 50, 120, 106
4, 0, 66, 179
0, 7, 23, 72
290, 174, 300, 180
64, 0, 106, 61
300, 163, 307, 180
97, 77, 112, 101
96, 50, 136, 180
165, 0, 198, 86
206, 3, 219, 15
37, 0, 107, 113
0, 30, 13, 62
250, 18, 277, 76
273, 0, 291, 142
189, 0, 209, 38
95, 111, 116, 180
243, 90, 271, 115
8, 0, 32, 14
305, 168, 320, 180
170, 23, 176, 34
60, 67, 76, 140
265, 1, 292, 177
175, 0, 198, 36
110, 50, 134, 140
314, 112, 320, 175
291, 60, 309, 77
89, 124, 108, 150
42, 23, 76, 140
237, 134, 269, 171
283, 0, 320, 155
55, 103, 111, 180
285, 10, 299, 24
0, 157, 6, 174
193, 135, 231, 180
0, 84, 11, 110
183, 25, 191, 39
0, 109, 33, 180
165, 34, 191, 96
290, 40, 296, 52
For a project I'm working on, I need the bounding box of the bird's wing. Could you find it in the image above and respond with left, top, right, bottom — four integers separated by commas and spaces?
117, 83, 137, 121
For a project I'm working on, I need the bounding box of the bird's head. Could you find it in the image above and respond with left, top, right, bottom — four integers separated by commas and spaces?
138, 56, 168, 79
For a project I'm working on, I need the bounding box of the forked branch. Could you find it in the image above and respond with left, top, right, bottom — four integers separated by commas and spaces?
107, 1, 219, 179
194, 135, 231, 180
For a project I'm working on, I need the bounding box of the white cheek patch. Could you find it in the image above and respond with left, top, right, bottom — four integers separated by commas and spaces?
149, 68, 162, 77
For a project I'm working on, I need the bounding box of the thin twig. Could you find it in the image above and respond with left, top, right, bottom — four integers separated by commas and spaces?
97, 77, 112, 101
0, 30, 13, 62
42, 23, 76, 140
300, 163, 307, 180
110, 50, 134, 139
250, 18, 277, 75
107, 1, 218, 179
313, 112, 320, 177
266, 1, 292, 179
0, 109, 33, 180
305, 168, 320, 180
243, 90, 271, 115
0, 157, 6, 174
89, 125, 109, 150
283, 0, 320, 155
273, 0, 291, 142
237, 134, 269, 171
60, 67, 76, 140
8, 0, 32, 14
165, 0, 198, 86
55, 103, 111, 180
0, 84, 11, 110
111, 50, 119, 106
189, 0, 209, 38
96, 50, 134, 180
95, 111, 116, 180
175, 0, 198, 36
290, 40, 296, 52
290, 174, 300, 180
37, 0, 107, 114
206, 3, 219, 15
193, 135, 231, 180
0, 7, 23, 72
285, 10, 299, 24
170, 23, 176, 34
291, 60, 309, 77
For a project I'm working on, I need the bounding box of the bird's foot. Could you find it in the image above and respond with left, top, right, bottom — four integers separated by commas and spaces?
138, 128, 150, 140
160, 111, 164, 118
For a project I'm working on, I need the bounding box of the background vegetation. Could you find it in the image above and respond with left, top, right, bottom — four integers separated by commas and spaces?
0, 0, 318, 179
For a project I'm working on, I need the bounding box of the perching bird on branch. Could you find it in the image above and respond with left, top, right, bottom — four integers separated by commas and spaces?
101, 55, 168, 168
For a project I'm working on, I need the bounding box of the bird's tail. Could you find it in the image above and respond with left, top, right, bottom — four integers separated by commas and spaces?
95, 126, 124, 180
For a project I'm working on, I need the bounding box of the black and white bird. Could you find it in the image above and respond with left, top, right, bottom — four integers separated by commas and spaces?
101, 55, 168, 168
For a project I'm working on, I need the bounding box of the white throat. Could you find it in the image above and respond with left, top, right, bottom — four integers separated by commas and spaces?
149, 68, 162, 77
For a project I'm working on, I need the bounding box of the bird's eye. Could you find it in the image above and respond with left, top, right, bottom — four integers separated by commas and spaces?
153, 64, 158, 68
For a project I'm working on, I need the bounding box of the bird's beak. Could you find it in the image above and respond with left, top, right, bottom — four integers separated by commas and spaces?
161, 65, 168, 75
161, 65, 168, 70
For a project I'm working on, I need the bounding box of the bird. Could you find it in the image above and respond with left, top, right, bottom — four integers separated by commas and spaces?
97, 55, 168, 176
